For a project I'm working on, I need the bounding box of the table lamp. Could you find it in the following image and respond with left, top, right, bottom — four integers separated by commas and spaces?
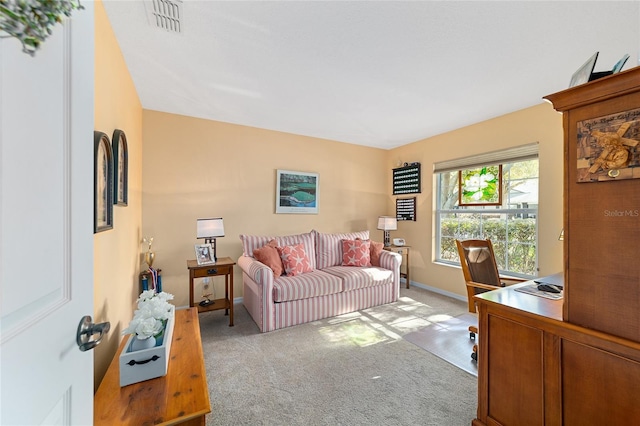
196, 217, 225, 262
377, 216, 397, 247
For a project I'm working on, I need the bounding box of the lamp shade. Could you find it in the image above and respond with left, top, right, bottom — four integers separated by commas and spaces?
196, 218, 225, 238
377, 216, 397, 231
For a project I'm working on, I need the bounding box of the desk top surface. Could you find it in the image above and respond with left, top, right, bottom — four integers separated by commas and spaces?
475, 277, 564, 322
94, 308, 210, 425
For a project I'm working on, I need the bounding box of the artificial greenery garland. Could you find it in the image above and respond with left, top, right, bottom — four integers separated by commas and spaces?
0, 0, 83, 56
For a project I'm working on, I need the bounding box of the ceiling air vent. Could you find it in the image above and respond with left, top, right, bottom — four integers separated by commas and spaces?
145, 0, 183, 33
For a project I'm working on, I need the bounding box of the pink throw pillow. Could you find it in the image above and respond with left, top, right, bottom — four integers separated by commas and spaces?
369, 240, 384, 266
342, 239, 371, 267
277, 243, 313, 276
253, 240, 284, 277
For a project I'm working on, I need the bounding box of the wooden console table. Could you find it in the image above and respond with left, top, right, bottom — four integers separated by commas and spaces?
187, 257, 235, 325
94, 308, 211, 425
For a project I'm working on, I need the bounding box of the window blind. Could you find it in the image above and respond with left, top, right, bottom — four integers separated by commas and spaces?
433, 142, 539, 173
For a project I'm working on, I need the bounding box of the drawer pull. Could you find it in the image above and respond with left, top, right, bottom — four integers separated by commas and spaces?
207, 268, 218, 275
126, 355, 160, 366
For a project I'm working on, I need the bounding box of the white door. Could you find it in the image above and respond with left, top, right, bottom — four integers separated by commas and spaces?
1, 3, 95, 424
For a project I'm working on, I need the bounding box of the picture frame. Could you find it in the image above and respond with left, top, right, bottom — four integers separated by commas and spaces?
458, 165, 503, 206
112, 129, 128, 206
195, 243, 215, 265
94, 131, 114, 233
396, 197, 416, 221
569, 51, 599, 88
275, 169, 319, 214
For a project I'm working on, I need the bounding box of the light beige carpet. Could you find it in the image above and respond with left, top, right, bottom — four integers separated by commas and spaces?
199, 287, 477, 426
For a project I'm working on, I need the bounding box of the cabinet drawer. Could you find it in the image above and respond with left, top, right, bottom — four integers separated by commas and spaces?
192, 265, 232, 278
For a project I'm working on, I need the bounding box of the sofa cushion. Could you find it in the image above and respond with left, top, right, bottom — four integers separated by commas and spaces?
342, 239, 371, 267
369, 240, 384, 266
253, 240, 284, 277
273, 270, 343, 303
313, 230, 370, 269
323, 265, 393, 291
277, 243, 313, 276
240, 232, 317, 270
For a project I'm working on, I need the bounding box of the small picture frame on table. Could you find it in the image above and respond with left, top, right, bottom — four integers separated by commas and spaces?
195, 243, 215, 265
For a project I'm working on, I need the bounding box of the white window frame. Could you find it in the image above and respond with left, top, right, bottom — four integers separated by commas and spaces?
434, 144, 539, 278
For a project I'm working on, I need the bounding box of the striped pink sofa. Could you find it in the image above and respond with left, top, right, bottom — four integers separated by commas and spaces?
239, 229, 402, 332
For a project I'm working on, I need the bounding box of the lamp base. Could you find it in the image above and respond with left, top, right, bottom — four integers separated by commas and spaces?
199, 299, 214, 307
383, 231, 391, 247
204, 238, 218, 262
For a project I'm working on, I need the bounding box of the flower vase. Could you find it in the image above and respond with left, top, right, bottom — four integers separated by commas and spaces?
130, 335, 156, 352
155, 322, 167, 346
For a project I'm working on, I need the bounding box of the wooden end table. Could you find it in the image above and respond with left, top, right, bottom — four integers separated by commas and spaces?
187, 257, 236, 326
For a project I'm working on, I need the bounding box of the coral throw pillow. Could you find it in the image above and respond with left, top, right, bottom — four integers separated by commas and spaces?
342, 239, 371, 267
369, 240, 384, 267
277, 243, 313, 276
253, 240, 284, 277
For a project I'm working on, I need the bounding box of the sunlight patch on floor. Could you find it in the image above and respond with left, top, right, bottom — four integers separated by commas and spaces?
426, 314, 455, 323
318, 315, 392, 347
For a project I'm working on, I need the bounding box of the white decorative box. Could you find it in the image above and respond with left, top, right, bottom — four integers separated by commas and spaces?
119, 308, 175, 387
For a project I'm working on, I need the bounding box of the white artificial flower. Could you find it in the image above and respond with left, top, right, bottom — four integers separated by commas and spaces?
123, 290, 175, 339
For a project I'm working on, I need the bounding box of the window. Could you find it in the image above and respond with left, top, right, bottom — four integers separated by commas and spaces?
435, 150, 539, 277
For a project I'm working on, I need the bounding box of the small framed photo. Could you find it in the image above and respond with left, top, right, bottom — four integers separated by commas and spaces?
195, 243, 215, 265
275, 169, 319, 214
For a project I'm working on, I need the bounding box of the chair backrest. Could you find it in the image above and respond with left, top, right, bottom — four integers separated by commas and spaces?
456, 239, 502, 311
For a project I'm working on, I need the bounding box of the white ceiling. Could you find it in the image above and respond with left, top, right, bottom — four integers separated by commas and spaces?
102, 1, 640, 150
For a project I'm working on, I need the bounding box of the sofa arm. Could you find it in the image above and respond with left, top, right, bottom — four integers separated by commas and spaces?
379, 249, 402, 272
238, 255, 274, 284
379, 250, 402, 299
239, 255, 277, 332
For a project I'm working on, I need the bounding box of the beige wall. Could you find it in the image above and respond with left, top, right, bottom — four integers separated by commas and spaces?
92, 1, 565, 388
141, 111, 390, 307
388, 102, 564, 297
93, 0, 143, 389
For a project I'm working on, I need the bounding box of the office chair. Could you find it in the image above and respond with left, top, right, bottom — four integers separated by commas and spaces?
455, 239, 526, 361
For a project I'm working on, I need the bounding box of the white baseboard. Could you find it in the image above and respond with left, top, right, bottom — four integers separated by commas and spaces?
406, 280, 467, 303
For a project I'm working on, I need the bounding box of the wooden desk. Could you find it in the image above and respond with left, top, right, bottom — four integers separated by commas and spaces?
187, 257, 235, 325
94, 308, 210, 425
473, 282, 640, 426
385, 245, 410, 288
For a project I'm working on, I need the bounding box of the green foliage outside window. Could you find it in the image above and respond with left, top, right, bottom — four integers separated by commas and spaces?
437, 159, 539, 277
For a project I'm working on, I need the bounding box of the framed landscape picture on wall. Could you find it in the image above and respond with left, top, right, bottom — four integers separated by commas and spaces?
275, 170, 319, 214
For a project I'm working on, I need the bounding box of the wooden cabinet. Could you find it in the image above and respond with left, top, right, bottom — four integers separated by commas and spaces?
474, 284, 640, 426
474, 68, 640, 426
544, 67, 640, 341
